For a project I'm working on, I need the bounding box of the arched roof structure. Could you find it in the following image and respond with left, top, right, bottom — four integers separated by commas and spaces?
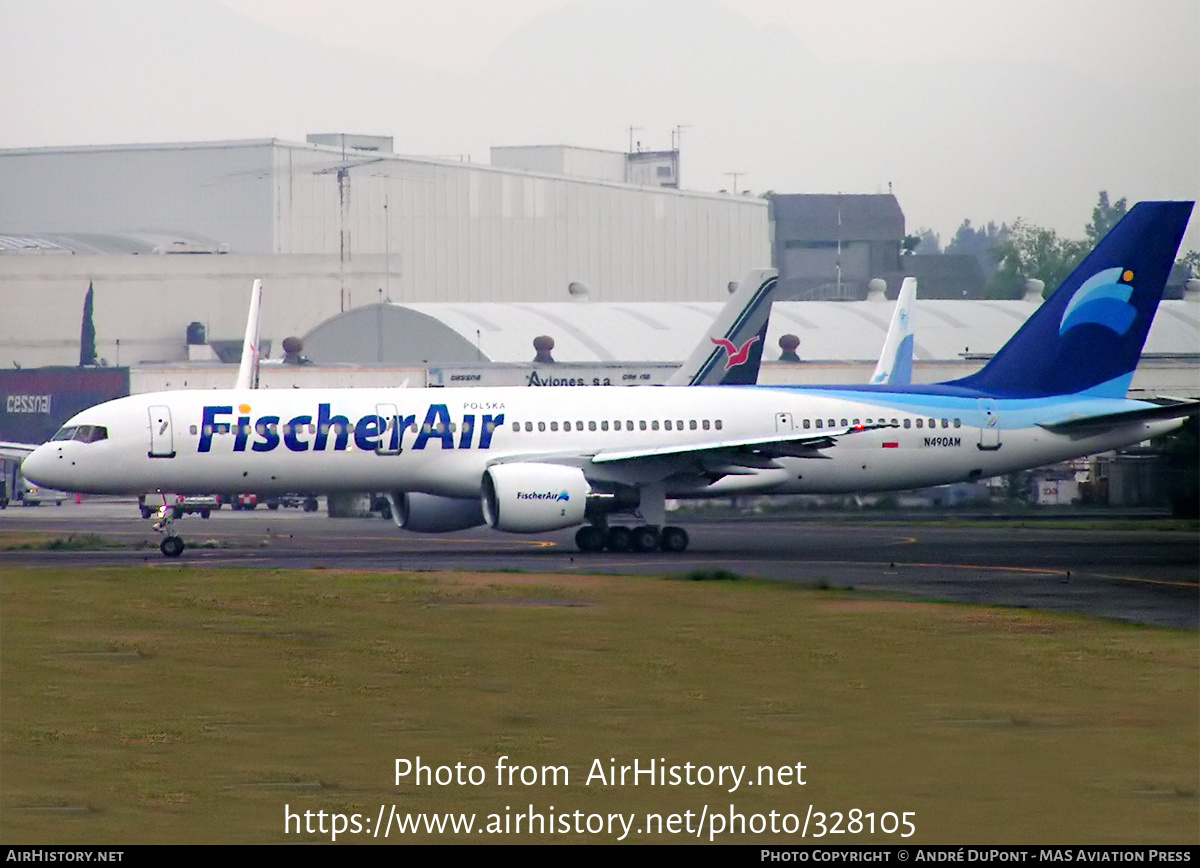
302, 297, 1200, 367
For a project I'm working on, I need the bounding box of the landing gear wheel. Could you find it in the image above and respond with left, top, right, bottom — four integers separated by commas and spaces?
631, 525, 661, 553
160, 536, 185, 558
660, 526, 689, 553
575, 525, 606, 553
605, 526, 632, 552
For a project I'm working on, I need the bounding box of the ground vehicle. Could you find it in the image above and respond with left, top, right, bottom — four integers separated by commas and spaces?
139, 493, 220, 519
264, 494, 320, 511
21, 484, 66, 506
227, 493, 259, 510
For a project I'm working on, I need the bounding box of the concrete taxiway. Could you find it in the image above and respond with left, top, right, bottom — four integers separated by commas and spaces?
1, 500, 1196, 629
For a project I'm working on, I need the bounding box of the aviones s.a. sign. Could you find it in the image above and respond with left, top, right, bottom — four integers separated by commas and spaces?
198, 403, 505, 454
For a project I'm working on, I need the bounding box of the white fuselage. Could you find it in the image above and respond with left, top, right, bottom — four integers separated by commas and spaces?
22, 385, 1181, 501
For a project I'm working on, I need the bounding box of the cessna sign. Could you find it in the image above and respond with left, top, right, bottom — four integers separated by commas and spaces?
6, 394, 52, 414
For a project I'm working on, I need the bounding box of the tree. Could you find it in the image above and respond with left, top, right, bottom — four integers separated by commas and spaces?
1155, 417, 1198, 518
1085, 191, 1128, 244
906, 228, 940, 255
986, 220, 1089, 299
946, 218, 1007, 279
79, 282, 97, 366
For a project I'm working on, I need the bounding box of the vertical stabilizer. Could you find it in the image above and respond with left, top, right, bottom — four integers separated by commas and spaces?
945, 202, 1192, 398
235, 279, 263, 390
667, 269, 778, 386
871, 277, 916, 385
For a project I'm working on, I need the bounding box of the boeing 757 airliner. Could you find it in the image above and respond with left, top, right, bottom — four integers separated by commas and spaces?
21, 202, 1196, 556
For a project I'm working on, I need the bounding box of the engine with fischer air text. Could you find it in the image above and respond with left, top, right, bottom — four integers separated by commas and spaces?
481, 463, 639, 533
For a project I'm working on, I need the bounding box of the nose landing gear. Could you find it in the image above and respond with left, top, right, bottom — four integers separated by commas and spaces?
159, 534, 185, 557
149, 501, 186, 557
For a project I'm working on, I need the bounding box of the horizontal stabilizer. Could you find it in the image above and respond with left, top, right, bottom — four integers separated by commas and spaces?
1038, 400, 1199, 432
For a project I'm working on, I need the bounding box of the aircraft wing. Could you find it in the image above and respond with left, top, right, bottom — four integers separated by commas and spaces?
486, 423, 894, 473
1037, 400, 1199, 433
589, 422, 894, 463
0, 441, 39, 462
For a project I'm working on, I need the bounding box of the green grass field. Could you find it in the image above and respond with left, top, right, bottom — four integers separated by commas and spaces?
1, 566, 1196, 844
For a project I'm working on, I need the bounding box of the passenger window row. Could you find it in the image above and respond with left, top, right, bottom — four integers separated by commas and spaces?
799, 417, 962, 430
189, 420, 501, 437
510, 419, 725, 433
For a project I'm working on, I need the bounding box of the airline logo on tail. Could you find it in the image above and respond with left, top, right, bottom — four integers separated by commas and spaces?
710, 335, 761, 370
1059, 267, 1137, 336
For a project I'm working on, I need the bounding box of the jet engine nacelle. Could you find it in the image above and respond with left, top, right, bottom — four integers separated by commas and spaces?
482, 463, 589, 533
386, 492, 485, 532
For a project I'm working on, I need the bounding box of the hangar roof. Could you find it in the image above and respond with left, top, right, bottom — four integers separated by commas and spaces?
0, 232, 227, 255
301, 296, 1200, 366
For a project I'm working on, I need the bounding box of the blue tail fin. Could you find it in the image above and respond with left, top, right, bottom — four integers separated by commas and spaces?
945, 201, 1192, 398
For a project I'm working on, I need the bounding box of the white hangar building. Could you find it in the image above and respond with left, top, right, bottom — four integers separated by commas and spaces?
0, 135, 770, 368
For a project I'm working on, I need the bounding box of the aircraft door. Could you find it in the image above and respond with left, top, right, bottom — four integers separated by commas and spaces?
375, 403, 400, 455
775, 412, 794, 432
148, 405, 176, 458
977, 399, 1001, 451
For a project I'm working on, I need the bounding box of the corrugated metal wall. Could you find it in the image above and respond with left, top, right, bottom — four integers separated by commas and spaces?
0, 141, 277, 252
1, 139, 770, 304
273, 142, 769, 302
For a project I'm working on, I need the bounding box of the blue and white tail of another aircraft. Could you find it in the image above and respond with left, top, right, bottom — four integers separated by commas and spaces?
871, 277, 916, 386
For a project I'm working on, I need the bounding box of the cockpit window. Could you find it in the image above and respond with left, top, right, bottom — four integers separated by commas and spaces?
75, 425, 108, 442
49, 425, 107, 443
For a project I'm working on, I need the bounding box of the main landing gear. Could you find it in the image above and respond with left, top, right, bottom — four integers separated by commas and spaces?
574, 524, 689, 554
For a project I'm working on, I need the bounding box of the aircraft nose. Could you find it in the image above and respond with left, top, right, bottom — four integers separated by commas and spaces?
21, 443, 67, 489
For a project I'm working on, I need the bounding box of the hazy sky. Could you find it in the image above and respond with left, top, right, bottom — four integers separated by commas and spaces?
4, 0, 1198, 250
